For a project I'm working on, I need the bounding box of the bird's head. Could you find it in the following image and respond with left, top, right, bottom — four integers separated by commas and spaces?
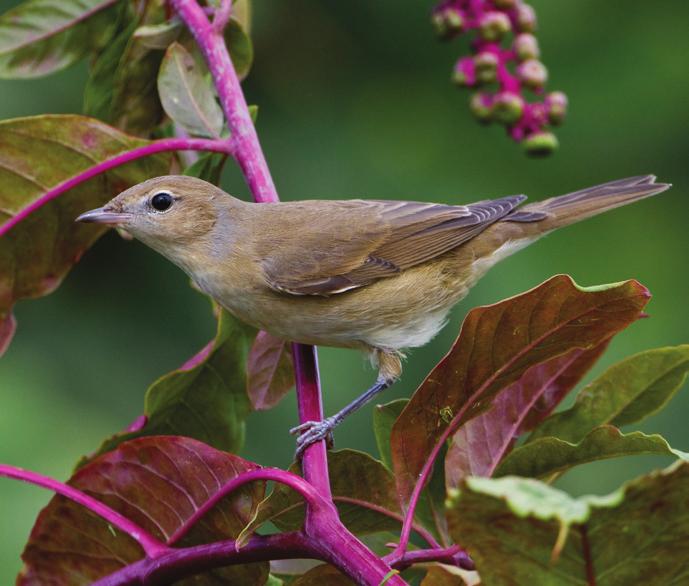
76, 175, 237, 255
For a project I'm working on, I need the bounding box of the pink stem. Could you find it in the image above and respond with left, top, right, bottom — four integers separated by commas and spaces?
92, 532, 315, 586
168, 467, 331, 545
0, 137, 233, 237
385, 544, 473, 571
292, 343, 332, 505
170, 0, 277, 203
212, 0, 233, 32
0, 464, 169, 558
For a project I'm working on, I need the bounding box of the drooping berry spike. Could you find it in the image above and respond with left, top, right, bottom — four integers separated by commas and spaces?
432, 0, 567, 156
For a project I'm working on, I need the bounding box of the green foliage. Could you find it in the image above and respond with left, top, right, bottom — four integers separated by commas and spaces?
448, 461, 689, 585
0, 0, 120, 78
0, 114, 169, 354
158, 42, 225, 138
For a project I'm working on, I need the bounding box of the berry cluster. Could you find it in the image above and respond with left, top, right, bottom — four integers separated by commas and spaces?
432, 0, 567, 156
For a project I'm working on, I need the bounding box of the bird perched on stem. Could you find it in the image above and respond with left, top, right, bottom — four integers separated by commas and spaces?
77, 175, 670, 455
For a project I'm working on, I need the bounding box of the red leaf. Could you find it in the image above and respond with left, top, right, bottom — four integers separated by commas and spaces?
391, 275, 650, 507
19, 436, 268, 585
247, 331, 295, 410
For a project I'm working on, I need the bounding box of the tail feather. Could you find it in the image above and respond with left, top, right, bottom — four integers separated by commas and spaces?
511, 175, 671, 231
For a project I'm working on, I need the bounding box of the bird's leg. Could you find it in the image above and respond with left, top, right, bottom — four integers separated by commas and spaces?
290, 349, 402, 458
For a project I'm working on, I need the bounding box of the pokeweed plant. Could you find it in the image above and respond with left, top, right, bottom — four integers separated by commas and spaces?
0, 1, 688, 585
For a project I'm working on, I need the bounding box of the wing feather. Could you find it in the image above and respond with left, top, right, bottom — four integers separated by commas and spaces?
261, 195, 526, 296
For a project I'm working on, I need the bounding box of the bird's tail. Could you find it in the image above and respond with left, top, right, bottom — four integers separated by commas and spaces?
507, 175, 671, 232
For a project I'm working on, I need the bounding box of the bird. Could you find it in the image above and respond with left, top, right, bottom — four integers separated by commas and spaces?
76, 174, 670, 455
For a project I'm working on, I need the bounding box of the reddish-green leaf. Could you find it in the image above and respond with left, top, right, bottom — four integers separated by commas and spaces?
444, 342, 612, 489
0, 115, 169, 354
247, 331, 295, 410
19, 436, 268, 585
391, 276, 650, 506
0, 0, 120, 78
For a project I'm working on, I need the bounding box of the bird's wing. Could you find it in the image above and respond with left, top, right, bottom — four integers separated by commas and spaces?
260, 195, 526, 296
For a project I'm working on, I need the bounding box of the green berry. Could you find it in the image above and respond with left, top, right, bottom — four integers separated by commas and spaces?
546, 91, 568, 125
479, 12, 512, 41
523, 132, 558, 156
517, 58, 548, 89
514, 33, 540, 61
474, 52, 499, 84
470, 93, 494, 123
492, 92, 525, 125
516, 4, 537, 33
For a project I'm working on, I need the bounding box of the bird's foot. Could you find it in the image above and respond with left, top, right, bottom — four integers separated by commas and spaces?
290, 416, 338, 458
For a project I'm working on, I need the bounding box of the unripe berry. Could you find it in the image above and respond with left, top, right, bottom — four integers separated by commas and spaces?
479, 12, 511, 41
546, 91, 568, 125
516, 4, 537, 33
514, 33, 540, 61
474, 51, 499, 84
517, 58, 548, 89
470, 92, 494, 123
523, 131, 558, 156
492, 92, 525, 125
432, 7, 463, 39
452, 57, 475, 86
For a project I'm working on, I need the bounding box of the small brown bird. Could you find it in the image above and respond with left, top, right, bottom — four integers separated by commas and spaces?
77, 175, 669, 453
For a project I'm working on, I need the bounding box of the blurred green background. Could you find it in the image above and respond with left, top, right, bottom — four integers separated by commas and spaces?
1, 0, 688, 580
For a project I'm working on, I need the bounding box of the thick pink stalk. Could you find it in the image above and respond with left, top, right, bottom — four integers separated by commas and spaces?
0, 464, 169, 558
0, 137, 233, 237
170, 0, 277, 203
92, 532, 315, 586
168, 467, 330, 545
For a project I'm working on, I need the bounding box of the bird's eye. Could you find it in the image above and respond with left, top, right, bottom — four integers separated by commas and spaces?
151, 192, 174, 212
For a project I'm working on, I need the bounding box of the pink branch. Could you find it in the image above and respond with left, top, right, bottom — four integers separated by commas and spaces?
385, 544, 474, 571
293, 343, 332, 504
212, 0, 233, 32
168, 467, 332, 545
0, 464, 169, 558
0, 137, 234, 237
92, 532, 315, 586
170, 0, 277, 202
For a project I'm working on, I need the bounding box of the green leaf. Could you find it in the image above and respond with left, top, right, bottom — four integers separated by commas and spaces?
447, 461, 689, 585
83, 309, 255, 463
0, 0, 120, 78
391, 275, 650, 506
496, 425, 689, 479
225, 17, 254, 80
19, 436, 268, 585
184, 152, 228, 184
529, 345, 689, 443
0, 114, 169, 355
247, 331, 295, 410
84, 2, 166, 136
373, 399, 407, 470
133, 20, 183, 50
158, 42, 225, 138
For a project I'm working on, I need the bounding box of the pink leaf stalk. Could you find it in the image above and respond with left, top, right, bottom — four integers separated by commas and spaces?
0, 137, 234, 237
433, 0, 567, 155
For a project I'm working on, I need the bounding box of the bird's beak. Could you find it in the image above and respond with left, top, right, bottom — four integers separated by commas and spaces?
75, 207, 132, 225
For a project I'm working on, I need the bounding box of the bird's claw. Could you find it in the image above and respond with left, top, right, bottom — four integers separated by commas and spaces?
290, 417, 337, 458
